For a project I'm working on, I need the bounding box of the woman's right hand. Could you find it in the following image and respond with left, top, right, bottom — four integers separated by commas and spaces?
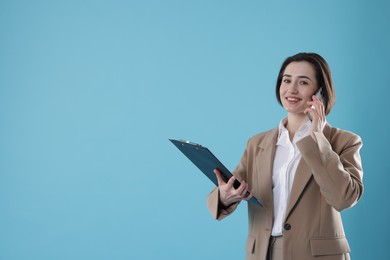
214, 169, 253, 207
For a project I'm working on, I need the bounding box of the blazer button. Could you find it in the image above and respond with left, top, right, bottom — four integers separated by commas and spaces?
284, 223, 291, 231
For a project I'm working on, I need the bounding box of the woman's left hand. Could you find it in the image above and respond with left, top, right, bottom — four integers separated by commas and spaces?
305, 95, 327, 134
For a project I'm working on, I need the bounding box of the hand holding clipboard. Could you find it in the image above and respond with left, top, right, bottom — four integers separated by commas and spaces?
169, 139, 262, 206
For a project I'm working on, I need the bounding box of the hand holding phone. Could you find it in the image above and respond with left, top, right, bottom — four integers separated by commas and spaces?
308, 87, 325, 121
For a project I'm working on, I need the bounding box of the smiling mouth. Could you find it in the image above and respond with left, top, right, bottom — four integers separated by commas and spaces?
286, 97, 301, 102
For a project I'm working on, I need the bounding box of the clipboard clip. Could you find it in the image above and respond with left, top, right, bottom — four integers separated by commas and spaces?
178, 139, 203, 147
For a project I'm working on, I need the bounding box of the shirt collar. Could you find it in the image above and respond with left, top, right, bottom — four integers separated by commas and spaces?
277, 118, 311, 144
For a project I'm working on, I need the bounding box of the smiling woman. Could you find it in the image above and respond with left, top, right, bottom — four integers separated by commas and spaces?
276, 53, 336, 117
1, 0, 386, 258
207, 53, 364, 260
280, 61, 319, 116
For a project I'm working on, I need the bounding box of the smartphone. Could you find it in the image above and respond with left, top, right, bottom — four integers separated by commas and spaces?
308, 87, 325, 121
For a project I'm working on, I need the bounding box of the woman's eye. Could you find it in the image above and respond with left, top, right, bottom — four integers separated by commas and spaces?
299, 81, 308, 85
283, 79, 290, 83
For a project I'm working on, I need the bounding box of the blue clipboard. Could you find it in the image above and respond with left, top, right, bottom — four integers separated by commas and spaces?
169, 139, 262, 206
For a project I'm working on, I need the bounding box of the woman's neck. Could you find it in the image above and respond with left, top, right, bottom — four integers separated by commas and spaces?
285, 113, 309, 141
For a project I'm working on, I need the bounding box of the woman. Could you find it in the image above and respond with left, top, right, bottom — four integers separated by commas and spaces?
207, 53, 363, 260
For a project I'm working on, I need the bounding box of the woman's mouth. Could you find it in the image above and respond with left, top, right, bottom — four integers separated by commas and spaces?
286, 97, 301, 103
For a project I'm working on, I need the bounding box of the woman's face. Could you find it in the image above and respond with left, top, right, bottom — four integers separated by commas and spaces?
279, 61, 318, 116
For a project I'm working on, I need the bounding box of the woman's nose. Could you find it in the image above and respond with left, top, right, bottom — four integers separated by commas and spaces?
287, 82, 298, 93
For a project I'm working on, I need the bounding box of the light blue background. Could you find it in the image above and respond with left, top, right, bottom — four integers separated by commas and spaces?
1, 1, 389, 259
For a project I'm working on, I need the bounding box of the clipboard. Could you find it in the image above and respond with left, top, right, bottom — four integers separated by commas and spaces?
169, 139, 262, 206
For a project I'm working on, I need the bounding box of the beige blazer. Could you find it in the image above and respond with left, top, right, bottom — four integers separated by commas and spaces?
207, 124, 363, 260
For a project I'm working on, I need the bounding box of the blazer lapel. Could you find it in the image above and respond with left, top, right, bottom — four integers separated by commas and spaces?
284, 160, 312, 219
284, 124, 332, 219
255, 128, 279, 211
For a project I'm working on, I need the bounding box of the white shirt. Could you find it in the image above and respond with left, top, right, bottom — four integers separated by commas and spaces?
271, 118, 311, 236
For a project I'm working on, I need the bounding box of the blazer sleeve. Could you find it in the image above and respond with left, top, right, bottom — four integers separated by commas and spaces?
296, 130, 364, 211
206, 187, 240, 220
